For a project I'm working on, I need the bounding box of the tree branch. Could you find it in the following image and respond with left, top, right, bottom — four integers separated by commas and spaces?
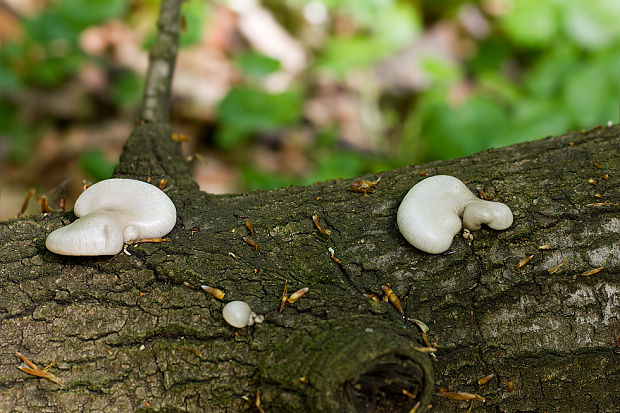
1, 126, 617, 411
139, 0, 184, 123
114, 0, 195, 190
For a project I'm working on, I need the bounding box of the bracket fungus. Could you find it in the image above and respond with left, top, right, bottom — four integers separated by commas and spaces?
397, 175, 513, 254
46, 178, 177, 256
222, 301, 264, 328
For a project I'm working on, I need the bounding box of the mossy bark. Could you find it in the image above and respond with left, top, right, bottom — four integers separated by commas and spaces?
1, 0, 619, 411
1, 125, 618, 412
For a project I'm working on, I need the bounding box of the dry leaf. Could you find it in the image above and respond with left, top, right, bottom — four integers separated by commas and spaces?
516, 255, 534, 272
547, 256, 568, 274
436, 391, 485, 402
381, 283, 403, 314
287, 287, 309, 303
478, 374, 495, 386
580, 259, 606, 276
15, 352, 62, 385
412, 346, 438, 353
201, 285, 225, 300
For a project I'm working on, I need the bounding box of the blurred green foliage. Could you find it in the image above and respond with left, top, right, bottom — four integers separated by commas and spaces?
235, 51, 281, 80
111, 71, 144, 110
179, 0, 208, 47
217, 49, 298, 149
80, 149, 117, 181
220, 0, 620, 187
217, 87, 303, 147
0, 0, 130, 177
1, 0, 619, 190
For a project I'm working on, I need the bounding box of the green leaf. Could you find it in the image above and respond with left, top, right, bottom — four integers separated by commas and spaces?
477, 71, 521, 104
23, 13, 77, 43
467, 38, 511, 74
421, 57, 461, 86
0, 101, 35, 162
80, 150, 116, 181
562, 0, 620, 49
217, 87, 303, 147
502, 99, 570, 146
57, 0, 127, 30
111, 71, 144, 110
180, 0, 207, 47
525, 46, 578, 97
562, 59, 619, 127
315, 127, 339, 148
306, 151, 366, 183
421, 95, 509, 159
320, 0, 390, 26
235, 52, 281, 79
215, 126, 249, 148
373, 3, 421, 51
0, 65, 23, 92
3, 129, 36, 163
500, 0, 558, 48
316, 36, 390, 76
27, 53, 83, 87
240, 165, 294, 190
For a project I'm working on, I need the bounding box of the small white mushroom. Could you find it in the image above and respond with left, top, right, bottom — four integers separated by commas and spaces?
462, 228, 474, 242
46, 178, 177, 256
397, 175, 513, 254
222, 301, 264, 328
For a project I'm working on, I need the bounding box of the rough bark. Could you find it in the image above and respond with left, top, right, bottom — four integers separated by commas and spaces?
1, 1, 619, 412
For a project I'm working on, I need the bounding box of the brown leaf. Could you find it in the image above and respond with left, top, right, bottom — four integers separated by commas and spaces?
516, 255, 534, 272
436, 391, 485, 402
477, 374, 495, 386
15, 352, 62, 385
580, 259, 606, 276
547, 256, 568, 274
201, 285, 225, 300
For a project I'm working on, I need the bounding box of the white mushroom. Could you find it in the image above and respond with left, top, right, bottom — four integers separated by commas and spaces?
397, 175, 513, 254
46, 178, 177, 256
222, 301, 264, 328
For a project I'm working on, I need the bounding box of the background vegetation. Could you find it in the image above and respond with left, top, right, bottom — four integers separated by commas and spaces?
1, 0, 619, 217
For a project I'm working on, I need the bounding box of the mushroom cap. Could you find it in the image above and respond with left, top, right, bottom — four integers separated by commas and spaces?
397, 175, 472, 254
74, 178, 177, 243
397, 175, 513, 254
45, 210, 125, 255
222, 301, 256, 328
45, 178, 177, 256
463, 200, 513, 231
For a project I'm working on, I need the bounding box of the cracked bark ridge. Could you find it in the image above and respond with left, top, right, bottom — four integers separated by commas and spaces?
0, 126, 618, 412
259, 315, 434, 412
